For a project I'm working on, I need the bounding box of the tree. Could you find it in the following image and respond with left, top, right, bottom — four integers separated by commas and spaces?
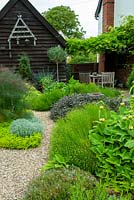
42, 6, 86, 39
47, 46, 67, 82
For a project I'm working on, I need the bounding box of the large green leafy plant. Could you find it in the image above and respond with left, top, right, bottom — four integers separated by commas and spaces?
89, 96, 134, 193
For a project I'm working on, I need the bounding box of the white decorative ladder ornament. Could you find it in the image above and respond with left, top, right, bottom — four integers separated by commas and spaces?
8, 15, 37, 57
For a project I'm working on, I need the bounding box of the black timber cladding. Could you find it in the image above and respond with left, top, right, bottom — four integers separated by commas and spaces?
0, 0, 66, 80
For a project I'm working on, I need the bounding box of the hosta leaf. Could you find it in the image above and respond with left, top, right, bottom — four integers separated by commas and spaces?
94, 145, 105, 154
125, 140, 134, 148
104, 138, 114, 144
90, 146, 105, 156
96, 123, 106, 135
106, 157, 120, 166
128, 130, 134, 137
90, 133, 103, 144
117, 135, 127, 142
121, 172, 131, 179
118, 151, 131, 160
131, 182, 134, 188
112, 146, 121, 152
54, 154, 66, 164
103, 128, 113, 136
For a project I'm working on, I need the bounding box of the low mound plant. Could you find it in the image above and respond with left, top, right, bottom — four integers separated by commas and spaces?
26, 86, 65, 111
49, 103, 110, 173
23, 165, 131, 200
23, 167, 96, 200
10, 117, 44, 137
50, 93, 122, 121
27, 76, 120, 111
100, 87, 120, 97
0, 121, 43, 149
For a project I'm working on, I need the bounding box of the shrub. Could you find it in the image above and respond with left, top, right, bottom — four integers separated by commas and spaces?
37, 73, 54, 92
130, 95, 134, 109
29, 93, 52, 111
66, 77, 120, 97
23, 167, 96, 200
100, 87, 121, 97
104, 97, 122, 112
32, 72, 52, 91
66, 78, 100, 95
47, 88, 65, 103
127, 68, 134, 89
25, 87, 50, 111
10, 117, 44, 137
26, 87, 65, 111
0, 122, 42, 149
18, 54, 32, 80
129, 80, 134, 95
51, 93, 122, 121
0, 71, 29, 120
49, 103, 110, 172
86, 82, 101, 93
26, 77, 121, 112
70, 180, 132, 200
68, 53, 97, 64
89, 97, 134, 193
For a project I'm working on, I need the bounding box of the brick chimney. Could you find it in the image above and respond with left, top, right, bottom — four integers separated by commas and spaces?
98, 0, 114, 72
103, 0, 114, 32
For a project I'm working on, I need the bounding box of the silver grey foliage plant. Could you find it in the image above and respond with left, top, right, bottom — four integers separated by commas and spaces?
10, 117, 44, 137
47, 46, 67, 82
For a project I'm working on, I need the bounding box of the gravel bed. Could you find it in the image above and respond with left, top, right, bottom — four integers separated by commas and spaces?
0, 111, 54, 200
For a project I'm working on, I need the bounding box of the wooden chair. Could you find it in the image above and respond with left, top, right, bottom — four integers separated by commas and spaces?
79, 72, 91, 83
98, 72, 115, 87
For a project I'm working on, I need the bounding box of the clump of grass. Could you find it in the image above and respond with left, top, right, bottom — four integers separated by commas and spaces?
49, 103, 110, 173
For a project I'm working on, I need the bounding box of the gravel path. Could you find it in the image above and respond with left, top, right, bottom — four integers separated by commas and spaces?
0, 111, 54, 200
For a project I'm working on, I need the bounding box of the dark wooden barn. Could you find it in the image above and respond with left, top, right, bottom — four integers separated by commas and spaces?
0, 0, 66, 81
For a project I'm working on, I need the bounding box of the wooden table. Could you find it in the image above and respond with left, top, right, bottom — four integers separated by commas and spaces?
89, 74, 102, 84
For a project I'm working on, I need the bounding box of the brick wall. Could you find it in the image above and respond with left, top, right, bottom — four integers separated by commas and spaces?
116, 67, 132, 84
98, 54, 105, 72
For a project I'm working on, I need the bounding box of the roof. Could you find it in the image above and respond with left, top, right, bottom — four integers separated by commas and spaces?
95, 0, 102, 20
0, 0, 66, 47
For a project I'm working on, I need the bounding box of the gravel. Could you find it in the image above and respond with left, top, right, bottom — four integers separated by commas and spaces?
0, 111, 54, 200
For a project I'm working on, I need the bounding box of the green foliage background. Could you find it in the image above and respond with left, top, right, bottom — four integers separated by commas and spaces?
66, 16, 134, 56
43, 5, 86, 39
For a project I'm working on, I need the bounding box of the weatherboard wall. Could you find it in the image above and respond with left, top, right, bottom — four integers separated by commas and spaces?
0, 0, 66, 80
